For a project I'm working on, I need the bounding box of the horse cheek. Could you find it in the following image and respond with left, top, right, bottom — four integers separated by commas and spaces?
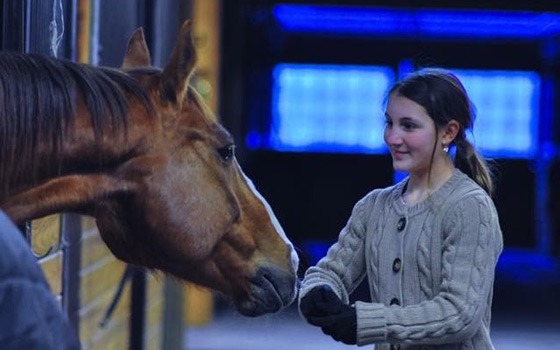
148, 173, 229, 262
181, 185, 232, 259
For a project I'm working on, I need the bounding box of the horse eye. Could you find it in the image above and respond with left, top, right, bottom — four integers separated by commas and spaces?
217, 144, 235, 162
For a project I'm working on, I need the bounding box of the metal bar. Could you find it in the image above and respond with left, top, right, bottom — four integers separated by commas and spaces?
61, 213, 82, 335
162, 277, 184, 350
130, 266, 147, 350
2, 0, 26, 51
63, 0, 78, 61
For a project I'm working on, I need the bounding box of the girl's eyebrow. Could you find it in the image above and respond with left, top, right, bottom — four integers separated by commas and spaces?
400, 116, 416, 122
385, 112, 416, 122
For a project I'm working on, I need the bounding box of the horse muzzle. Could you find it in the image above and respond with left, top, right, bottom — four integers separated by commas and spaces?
234, 265, 297, 317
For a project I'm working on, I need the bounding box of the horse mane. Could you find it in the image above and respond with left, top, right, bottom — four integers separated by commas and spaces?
0, 52, 152, 198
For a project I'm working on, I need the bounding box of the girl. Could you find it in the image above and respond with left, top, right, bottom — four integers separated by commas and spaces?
299, 68, 503, 350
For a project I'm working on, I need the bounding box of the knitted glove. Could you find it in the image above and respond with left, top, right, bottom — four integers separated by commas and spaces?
300, 285, 357, 345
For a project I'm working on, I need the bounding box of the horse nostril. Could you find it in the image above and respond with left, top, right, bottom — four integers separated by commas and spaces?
252, 266, 294, 297
262, 273, 272, 284
260, 271, 279, 293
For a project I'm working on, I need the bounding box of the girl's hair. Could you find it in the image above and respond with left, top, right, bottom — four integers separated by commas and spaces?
388, 68, 493, 195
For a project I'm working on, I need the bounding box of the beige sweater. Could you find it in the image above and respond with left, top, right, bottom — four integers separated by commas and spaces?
299, 169, 503, 349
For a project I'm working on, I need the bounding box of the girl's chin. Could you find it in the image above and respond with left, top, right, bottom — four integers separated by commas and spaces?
391, 161, 410, 173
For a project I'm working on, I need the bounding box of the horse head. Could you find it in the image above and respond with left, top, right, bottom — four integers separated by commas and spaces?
1, 21, 299, 317
102, 22, 300, 316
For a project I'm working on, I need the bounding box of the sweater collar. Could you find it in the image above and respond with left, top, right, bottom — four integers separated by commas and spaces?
391, 168, 467, 216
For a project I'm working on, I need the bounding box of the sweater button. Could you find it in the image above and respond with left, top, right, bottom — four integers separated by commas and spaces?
397, 217, 406, 231
390, 297, 400, 306
392, 258, 402, 273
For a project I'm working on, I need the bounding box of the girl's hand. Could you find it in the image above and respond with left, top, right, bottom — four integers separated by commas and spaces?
300, 285, 357, 344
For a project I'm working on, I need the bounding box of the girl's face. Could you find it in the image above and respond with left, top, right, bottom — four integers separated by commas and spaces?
384, 93, 443, 175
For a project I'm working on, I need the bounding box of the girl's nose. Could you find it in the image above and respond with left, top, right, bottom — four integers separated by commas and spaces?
384, 127, 402, 146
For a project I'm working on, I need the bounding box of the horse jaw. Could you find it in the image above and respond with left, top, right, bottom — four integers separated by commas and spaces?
201, 166, 299, 317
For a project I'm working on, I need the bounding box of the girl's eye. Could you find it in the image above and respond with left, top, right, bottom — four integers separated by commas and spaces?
217, 144, 235, 162
384, 119, 393, 127
402, 122, 416, 131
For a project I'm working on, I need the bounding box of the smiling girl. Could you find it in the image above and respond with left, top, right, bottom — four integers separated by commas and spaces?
298, 68, 503, 350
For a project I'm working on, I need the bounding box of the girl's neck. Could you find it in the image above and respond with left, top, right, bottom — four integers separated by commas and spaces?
404, 157, 455, 206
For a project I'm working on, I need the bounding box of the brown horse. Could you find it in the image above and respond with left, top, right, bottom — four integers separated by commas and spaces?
0, 21, 298, 317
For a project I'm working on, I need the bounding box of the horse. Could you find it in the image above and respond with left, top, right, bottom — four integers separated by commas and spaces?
0, 21, 299, 317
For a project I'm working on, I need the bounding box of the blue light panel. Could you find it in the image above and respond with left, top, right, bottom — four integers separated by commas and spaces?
264, 63, 394, 154
273, 4, 560, 40
261, 65, 540, 157
452, 69, 540, 158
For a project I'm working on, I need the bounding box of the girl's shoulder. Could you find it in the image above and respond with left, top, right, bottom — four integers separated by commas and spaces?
356, 181, 404, 213
440, 172, 500, 226
444, 170, 494, 208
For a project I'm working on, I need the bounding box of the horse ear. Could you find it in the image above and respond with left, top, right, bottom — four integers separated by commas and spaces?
160, 20, 196, 105
122, 27, 151, 68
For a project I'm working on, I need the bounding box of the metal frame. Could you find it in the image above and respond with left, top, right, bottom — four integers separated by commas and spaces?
62, 214, 82, 334
1, 0, 26, 52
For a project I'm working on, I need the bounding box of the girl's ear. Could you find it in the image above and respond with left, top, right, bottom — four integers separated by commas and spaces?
441, 119, 460, 145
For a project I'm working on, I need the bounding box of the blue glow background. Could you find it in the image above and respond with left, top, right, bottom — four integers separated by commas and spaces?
273, 4, 560, 40
269, 63, 393, 153
264, 64, 540, 159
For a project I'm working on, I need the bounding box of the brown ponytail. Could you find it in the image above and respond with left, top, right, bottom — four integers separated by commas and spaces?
454, 137, 493, 195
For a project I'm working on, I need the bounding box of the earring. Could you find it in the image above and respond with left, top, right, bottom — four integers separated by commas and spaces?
443, 144, 449, 153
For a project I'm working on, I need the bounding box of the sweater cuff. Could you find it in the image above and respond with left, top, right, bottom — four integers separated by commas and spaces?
355, 301, 387, 346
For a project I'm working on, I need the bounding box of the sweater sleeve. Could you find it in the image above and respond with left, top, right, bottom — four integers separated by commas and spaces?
298, 191, 377, 305
356, 194, 503, 346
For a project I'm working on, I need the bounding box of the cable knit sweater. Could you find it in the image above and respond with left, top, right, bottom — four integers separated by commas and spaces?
299, 169, 503, 349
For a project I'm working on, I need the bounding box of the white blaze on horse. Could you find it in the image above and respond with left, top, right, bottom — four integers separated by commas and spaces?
0, 21, 299, 317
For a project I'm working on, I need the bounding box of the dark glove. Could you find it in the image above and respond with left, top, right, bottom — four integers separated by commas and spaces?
300, 285, 344, 319
300, 285, 357, 345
